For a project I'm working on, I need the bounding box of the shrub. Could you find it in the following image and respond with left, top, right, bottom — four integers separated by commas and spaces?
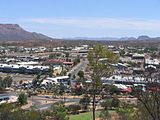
18, 93, 28, 105
67, 104, 81, 114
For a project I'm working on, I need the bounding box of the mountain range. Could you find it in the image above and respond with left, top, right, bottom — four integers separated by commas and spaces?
65, 36, 160, 41
0, 24, 160, 42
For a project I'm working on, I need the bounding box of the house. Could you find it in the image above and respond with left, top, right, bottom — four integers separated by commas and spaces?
0, 63, 49, 74
41, 76, 70, 86
145, 59, 159, 67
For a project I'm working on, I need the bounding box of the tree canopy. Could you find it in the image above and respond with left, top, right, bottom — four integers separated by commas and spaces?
87, 44, 119, 120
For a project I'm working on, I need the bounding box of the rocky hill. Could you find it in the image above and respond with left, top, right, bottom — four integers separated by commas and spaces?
0, 24, 53, 41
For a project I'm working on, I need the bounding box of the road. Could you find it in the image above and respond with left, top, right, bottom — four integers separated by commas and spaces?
28, 95, 80, 110
0, 92, 17, 97
69, 60, 88, 79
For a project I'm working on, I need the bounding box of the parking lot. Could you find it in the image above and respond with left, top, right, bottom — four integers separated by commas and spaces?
0, 72, 34, 83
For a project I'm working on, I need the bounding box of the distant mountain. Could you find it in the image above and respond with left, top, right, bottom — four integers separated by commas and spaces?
63, 37, 119, 41
137, 35, 150, 40
119, 37, 136, 41
65, 36, 160, 41
0, 24, 53, 41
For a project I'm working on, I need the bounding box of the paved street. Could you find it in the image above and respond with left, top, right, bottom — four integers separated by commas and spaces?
69, 60, 88, 79
28, 95, 81, 110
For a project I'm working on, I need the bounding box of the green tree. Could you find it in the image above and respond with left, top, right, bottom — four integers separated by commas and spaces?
99, 110, 111, 120
59, 83, 66, 96
0, 103, 45, 120
87, 45, 118, 120
18, 93, 28, 105
50, 101, 69, 120
73, 55, 80, 66
60, 70, 67, 76
52, 84, 61, 98
0, 76, 13, 92
79, 94, 91, 110
109, 85, 120, 95
63, 45, 67, 50
49, 65, 53, 77
73, 74, 76, 79
68, 104, 81, 114
119, 49, 125, 56
111, 97, 120, 108
102, 84, 120, 97
65, 52, 69, 62
3, 76, 13, 88
101, 99, 112, 110
49, 53, 61, 59
51, 83, 66, 100
133, 68, 160, 120
116, 103, 137, 120
77, 70, 84, 79
32, 74, 42, 90
0, 77, 4, 91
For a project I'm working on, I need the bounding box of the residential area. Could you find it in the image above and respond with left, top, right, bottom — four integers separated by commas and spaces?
0, 43, 160, 120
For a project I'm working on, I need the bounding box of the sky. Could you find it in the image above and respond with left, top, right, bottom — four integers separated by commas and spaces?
0, 0, 160, 38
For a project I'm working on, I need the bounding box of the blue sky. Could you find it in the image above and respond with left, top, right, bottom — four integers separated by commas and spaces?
0, 0, 160, 38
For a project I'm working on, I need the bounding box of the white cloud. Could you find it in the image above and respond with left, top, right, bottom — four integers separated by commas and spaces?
21, 17, 160, 31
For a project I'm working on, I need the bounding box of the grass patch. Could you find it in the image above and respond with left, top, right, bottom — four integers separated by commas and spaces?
69, 111, 100, 120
